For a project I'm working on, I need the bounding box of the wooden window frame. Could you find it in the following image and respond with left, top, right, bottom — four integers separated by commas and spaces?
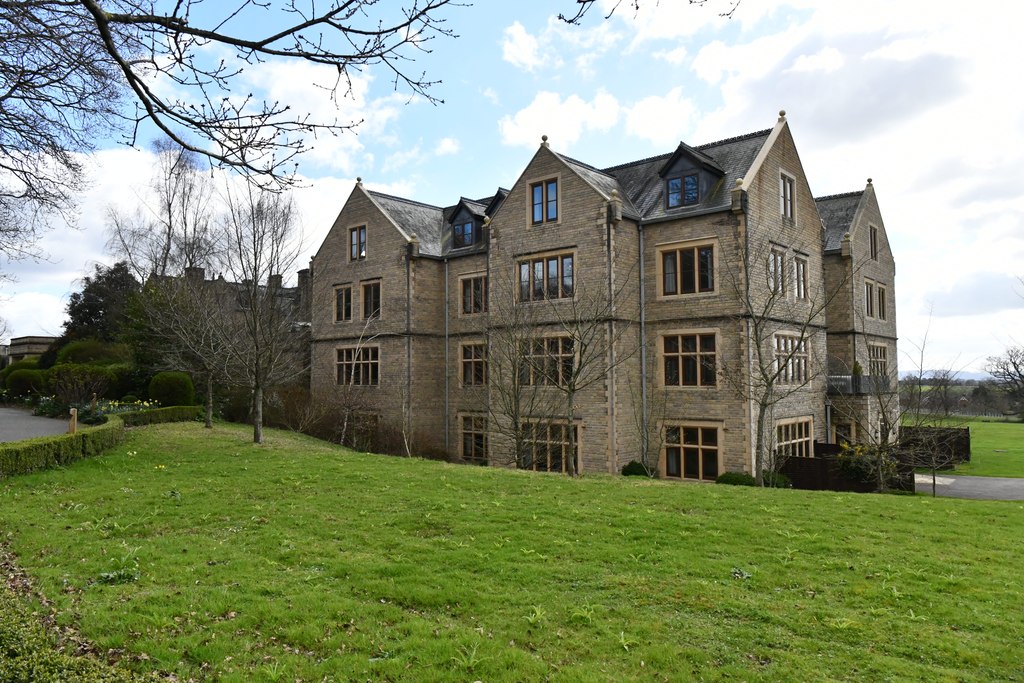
350, 226, 366, 261
661, 331, 717, 387
768, 247, 786, 295
336, 345, 380, 386
775, 416, 813, 460
453, 221, 477, 249
780, 172, 795, 219
666, 172, 699, 208
362, 280, 381, 320
530, 178, 559, 225
520, 420, 580, 474
864, 280, 875, 318
460, 342, 488, 387
517, 251, 574, 302
334, 285, 352, 323
794, 256, 808, 300
460, 274, 488, 315
661, 422, 721, 482
460, 414, 488, 465
520, 335, 574, 387
657, 240, 716, 298
775, 333, 809, 385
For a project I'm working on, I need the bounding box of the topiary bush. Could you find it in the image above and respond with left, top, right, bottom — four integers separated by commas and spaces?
716, 471, 757, 486
55, 338, 132, 366
148, 371, 195, 407
621, 460, 653, 477
5, 368, 47, 398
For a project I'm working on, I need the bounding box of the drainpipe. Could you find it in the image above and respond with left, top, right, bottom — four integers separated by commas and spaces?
731, 178, 756, 474
606, 192, 621, 473
444, 258, 450, 455
638, 219, 649, 465
405, 238, 415, 447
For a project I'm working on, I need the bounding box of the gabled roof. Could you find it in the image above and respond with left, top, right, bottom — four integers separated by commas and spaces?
368, 191, 445, 256
657, 141, 726, 177
603, 128, 772, 221
553, 152, 642, 219
815, 190, 863, 253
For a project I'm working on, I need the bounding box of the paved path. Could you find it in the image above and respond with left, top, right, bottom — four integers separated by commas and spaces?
914, 473, 1024, 501
0, 406, 69, 443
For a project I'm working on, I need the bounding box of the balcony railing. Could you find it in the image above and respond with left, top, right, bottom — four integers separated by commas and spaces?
827, 374, 892, 395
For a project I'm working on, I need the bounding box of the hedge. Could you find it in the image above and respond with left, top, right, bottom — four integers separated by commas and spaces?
0, 406, 201, 479
120, 405, 202, 427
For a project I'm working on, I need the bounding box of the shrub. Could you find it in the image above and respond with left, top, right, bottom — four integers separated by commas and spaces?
5, 369, 47, 398
621, 460, 653, 477
0, 358, 38, 385
716, 471, 757, 486
148, 371, 195, 407
0, 417, 125, 478
120, 394, 140, 403
763, 471, 793, 489
120, 405, 202, 427
55, 338, 132, 366
48, 364, 114, 405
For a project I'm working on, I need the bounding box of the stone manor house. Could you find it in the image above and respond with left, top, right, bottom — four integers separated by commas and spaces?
305, 111, 899, 480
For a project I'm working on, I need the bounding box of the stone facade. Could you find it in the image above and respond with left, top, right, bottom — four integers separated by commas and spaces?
308, 112, 899, 480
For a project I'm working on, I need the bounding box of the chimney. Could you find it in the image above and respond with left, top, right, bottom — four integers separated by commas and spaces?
268, 274, 283, 291
184, 266, 204, 283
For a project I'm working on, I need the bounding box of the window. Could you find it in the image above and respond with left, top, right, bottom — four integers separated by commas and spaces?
521, 421, 578, 474
877, 285, 887, 321
663, 425, 719, 481
794, 257, 808, 300
336, 346, 379, 386
334, 285, 352, 322
461, 275, 487, 314
518, 252, 574, 301
864, 280, 875, 318
453, 221, 477, 248
350, 226, 366, 260
869, 344, 888, 378
362, 281, 381, 319
461, 343, 487, 386
768, 248, 786, 294
521, 336, 574, 386
530, 179, 558, 224
661, 244, 714, 296
775, 417, 812, 460
663, 333, 716, 387
780, 173, 795, 219
667, 173, 699, 208
869, 225, 879, 260
461, 415, 488, 465
775, 334, 808, 384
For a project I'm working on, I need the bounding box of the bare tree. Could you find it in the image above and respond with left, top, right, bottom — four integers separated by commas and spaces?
558, 0, 742, 24
218, 185, 307, 443
986, 346, 1024, 416
107, 140, 220, 281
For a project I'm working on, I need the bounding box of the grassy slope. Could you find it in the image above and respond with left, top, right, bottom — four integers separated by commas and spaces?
0, 423, 1021, 682
950, 419, 1024, 477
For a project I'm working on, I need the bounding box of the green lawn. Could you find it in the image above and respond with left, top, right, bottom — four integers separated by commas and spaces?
952, 418, 1024, 477
2, 423, 1023, 681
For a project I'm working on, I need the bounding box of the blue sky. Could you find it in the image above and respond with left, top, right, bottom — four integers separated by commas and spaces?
2, 0, 1022, 374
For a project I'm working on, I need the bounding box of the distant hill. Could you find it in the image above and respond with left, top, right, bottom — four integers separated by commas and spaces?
899, 370, 991, 382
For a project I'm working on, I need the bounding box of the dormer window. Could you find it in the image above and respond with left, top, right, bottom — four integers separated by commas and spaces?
667, 173, 699, 208
453, 221, 477, 248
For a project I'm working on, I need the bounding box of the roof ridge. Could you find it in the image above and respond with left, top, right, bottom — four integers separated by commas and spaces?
367, 190, 443, 211
695, 127, 773, 150
557, 152, 616, 178
815, 190, 864, 202
601, 151, 673, 173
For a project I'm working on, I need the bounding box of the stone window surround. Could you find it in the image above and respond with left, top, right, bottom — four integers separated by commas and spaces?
529, 175, 560, 226
774, 332, 809, 385
658, 327, 718, 389
516, 248, 576, 303
654, 236, 718, 301
335, 344, 380, 387
460, 340, 488, 387
520, 419, 581, 474
333, 283, 352, 323
658, 420, 722, 482
779, 170, 796, 220
361, 279, 381, 320
458, 272, 488, 316
459, 413, 488, 465
775, 416, 813, 460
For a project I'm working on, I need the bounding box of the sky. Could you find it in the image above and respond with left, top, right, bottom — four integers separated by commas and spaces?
2, 0, 1022, 375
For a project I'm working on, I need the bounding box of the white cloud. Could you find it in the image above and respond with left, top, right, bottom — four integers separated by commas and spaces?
502, 21, 544, 71
787, 47, 844, 73
481, 87, 500, 105
434, 137, 461, 156
624, 87, 698, 147
498, 90, 620, 150
381, 145, 424, 174
653, 46, 688, 65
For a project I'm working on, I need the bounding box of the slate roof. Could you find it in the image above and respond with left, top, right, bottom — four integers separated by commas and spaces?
369, 191, 445, 256
602, 128, 773, 222
815, 191, 863, 252
555, 153, 642, 219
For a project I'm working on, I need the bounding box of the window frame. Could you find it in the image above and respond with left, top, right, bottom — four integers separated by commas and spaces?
794, 256, 808, 300
774, 333, 809, 385
517, 250, 575, 302
780, 172, 795, 220
520, 420, 580, 474
877, 284, 887, 321
768, 247, 786, 295
459, 274, 488, 315
657, 240, 716, 298
864, 280, 876, 318
660, 330, 717, 388
530, 178, 559, 225
460, 341, 488, 387
453, 220, 477, 249
362, 280, 381, 320
775, 416, 813, 460
661, 422, 721, 482
335, 345, 380, 386
868, 343, 888, 378
869, 225, 879, 260
460, 414, 488, 465
334, 284, 352, 323
349, 225, 367, 261
666, 172, 699, 208
520, 335, 575, 387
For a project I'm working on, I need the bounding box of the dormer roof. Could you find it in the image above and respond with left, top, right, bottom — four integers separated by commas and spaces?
657, 141, 726, 177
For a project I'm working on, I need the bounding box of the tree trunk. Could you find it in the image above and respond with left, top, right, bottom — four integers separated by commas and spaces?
566, 390, 577, 477
204, 372, 214, 428
754, 401, 768, 486
253, 384, 263, 444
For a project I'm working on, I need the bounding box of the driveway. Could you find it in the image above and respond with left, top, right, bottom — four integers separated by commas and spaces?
914, 473, 1024, 501
0, 406, 69, 443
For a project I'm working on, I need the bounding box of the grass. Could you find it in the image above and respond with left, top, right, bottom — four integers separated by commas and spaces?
1, 422, 1023, 681
948, 418, 1024, 478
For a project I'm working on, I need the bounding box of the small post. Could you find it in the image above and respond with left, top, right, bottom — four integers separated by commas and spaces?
90, 393, 97, 412
69, 408, 78, 434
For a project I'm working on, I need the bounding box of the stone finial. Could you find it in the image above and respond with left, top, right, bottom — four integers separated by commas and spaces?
610, 189, 619, 200
867, 177, 873, 185
483, 215, 491, 226
356, 177, 362, 185
779, 109, 786, 120
541, 134, 549, 148
735, 178, 743, 187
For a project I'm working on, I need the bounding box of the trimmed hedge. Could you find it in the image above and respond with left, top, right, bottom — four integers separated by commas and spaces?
0, 418, 125, 479
0, 582, 153, 682
148, 372, 194, 408
716, 471, 757, 486
120, 405, 202, 427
